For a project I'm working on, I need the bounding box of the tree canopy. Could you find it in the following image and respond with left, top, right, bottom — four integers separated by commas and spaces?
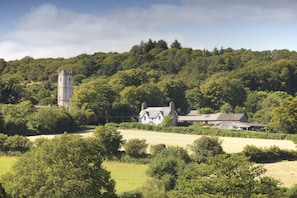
2, 134, 116, 197
1, 39, 297, 133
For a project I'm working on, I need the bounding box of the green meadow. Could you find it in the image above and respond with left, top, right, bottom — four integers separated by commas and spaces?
0, 156, 149, 194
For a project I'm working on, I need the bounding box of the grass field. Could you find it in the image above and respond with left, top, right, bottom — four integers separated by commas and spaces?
103, 161, 149, 194
3, 130, 297, 192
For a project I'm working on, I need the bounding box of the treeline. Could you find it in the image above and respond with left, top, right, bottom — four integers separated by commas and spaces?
1, 39, 297, 133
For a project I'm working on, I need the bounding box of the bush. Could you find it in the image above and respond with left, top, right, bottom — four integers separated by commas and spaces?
242, 145, 297, 163
141, 179, 168, 198
190, 136, 224, 163
287, 184, 297, 198
150, 144, 166, 155
0, 134, 32, 155
94, 126, 123, 158
124, 139, 148, 158
118, 191, 143, 198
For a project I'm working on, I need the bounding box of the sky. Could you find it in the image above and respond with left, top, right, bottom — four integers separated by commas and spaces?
0, 0, 297, 61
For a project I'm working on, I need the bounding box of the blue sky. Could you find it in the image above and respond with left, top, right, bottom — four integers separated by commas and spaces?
1, 0, 297, 61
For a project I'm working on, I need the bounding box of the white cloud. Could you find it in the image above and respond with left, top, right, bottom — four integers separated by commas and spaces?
0, 1, 297, 60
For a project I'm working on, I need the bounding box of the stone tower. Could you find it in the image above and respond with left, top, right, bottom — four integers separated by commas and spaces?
57, 70, 73, 107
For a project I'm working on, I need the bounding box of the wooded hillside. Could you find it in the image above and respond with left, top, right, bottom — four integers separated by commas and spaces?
1, 39, 297, 133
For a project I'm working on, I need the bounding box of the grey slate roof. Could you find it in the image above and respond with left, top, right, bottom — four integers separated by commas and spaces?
139, 107, 171, 118
178, 113, 247, 122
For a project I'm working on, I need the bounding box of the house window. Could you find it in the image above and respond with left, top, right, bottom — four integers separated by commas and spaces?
158, 116, 161, 120
144, 116, 146, 121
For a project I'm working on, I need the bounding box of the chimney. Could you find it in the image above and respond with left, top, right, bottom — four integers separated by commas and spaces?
169, 101, 175, 112
141, 102, 147, 110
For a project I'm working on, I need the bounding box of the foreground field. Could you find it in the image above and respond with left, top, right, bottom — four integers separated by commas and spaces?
24, 129, 297, 188
103, 161, 149, 194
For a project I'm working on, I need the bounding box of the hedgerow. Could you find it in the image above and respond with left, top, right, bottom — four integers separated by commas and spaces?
118, 122, 297, 144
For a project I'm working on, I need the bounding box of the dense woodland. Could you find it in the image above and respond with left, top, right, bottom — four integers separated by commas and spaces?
1, 39, 297, 134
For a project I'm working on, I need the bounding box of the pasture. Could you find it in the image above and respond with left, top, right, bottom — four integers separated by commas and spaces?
3, 129, 297, 192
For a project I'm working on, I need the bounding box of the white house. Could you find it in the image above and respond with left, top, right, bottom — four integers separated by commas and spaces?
138, 102, 178, 126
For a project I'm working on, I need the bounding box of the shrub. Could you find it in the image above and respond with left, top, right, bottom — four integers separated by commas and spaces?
150, 144, 166, 155
124, 139, 148, 158
242, 145, 297, 163
94, 126, 123, 158
190, 136, 224, 163
141, 179, 168, 198
3, 135, 32, 155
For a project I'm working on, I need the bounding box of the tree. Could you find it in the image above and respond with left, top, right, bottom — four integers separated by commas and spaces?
147, 147, 190, 191
94, 126, 123, 158
200, 76, 246, 110
270, 96, 297, 133
1, 100, 35, 135
253, 91, 293, 124
170, 40, 182, 49
158, 79, 188, 114
190, 136, 224, 163
29, 106, 75, 134
70, 77, 116, 124
124, 138, 148, 158
0, 74, 24, 104
170, 154, 285, 197
2, 134, 116, 198
3, 135, 32, 154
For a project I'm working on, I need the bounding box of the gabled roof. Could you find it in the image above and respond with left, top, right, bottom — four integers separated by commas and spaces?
139, 107, 171, 118
178, 113, 247, 122
217, 113, 246, 121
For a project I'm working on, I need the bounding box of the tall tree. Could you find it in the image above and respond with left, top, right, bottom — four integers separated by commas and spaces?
270, 96, 297, 133
170, 39, 182, 49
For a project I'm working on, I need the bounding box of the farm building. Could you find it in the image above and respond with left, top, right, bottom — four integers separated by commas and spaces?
178, 111, 267, 131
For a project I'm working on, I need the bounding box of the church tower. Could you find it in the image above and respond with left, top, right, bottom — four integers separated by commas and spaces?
57, 70, 73, 107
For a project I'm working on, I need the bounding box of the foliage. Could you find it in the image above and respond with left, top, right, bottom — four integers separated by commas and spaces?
1, 100, 36, 135
2, 40, 297, 128
141, 179, 168, 198
146, 147, 190, 191
1, 134, 116, 198
242, 145, 297, 163
270, 96, 297, 133
124, 139, 148, 158
150, 144, 166, 155
190, 136, 224, 163
160, 116, 173, 127
29, 106, 75, 134
0, 183, 9, 198
94, 126, 123, 158
0, 134, 32, 155
287, 184, 297, 198
169, 154, 285, 197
